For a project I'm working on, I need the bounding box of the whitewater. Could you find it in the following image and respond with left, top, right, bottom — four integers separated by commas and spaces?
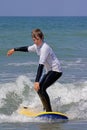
0, 75, 87, 123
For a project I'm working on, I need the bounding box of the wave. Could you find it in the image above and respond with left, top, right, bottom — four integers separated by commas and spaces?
0, 75, 87, 122
7, 61, 38, 67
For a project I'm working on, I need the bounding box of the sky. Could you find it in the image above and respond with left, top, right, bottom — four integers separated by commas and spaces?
0, 0, 87, 16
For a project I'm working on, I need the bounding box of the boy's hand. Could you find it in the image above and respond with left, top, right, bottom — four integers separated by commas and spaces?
34, 82, 40, 92
7, 49, 15, 56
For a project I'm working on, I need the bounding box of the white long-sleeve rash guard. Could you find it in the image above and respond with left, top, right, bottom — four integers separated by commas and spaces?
14, 42, 62, 82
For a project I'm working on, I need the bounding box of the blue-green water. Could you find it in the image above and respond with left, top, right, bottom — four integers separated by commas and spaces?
0, 16, 87, 83
0, 16, 87, 129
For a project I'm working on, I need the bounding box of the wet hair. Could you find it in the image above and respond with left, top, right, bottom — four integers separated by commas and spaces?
31, 29, 44, 40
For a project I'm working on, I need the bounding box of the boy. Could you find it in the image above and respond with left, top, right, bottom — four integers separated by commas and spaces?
7, 28, 62, 112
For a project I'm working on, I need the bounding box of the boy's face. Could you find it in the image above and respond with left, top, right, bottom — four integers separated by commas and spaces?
32, 37, 42, 46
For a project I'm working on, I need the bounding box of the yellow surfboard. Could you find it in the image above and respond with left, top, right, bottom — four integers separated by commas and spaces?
18, 107, 68, 120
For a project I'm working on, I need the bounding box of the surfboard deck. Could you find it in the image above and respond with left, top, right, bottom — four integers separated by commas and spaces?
18, 107, 68, 120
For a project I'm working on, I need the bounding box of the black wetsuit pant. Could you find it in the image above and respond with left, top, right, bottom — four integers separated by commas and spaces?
37, 71, 62, 112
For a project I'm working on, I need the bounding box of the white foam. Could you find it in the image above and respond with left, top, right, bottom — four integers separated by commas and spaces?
0, 75, 87, 121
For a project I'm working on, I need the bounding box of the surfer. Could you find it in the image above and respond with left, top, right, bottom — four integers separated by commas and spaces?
7, 28, 62, 112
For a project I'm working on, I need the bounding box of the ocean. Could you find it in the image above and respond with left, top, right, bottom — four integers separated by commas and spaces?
0, 16, 87, 129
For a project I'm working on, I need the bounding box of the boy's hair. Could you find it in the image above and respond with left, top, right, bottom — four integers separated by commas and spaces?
31, 29, 44, 40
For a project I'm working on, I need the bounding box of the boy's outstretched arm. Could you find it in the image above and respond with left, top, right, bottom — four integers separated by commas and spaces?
7, 46, 28, 56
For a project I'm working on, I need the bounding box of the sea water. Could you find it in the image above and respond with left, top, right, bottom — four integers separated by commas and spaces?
0, 16, 87, 129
